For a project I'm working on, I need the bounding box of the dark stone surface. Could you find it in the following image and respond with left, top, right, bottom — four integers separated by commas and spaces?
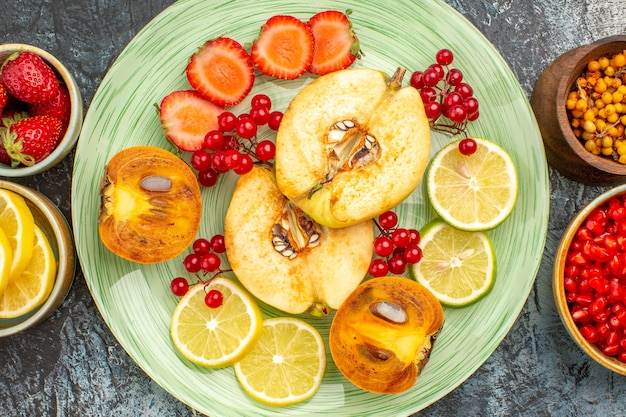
0, 1, 625, 416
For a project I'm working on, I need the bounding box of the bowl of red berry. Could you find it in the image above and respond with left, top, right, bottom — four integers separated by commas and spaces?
531, 35, 626, 186
554, 184, 626, 374
0, 43, 83, 177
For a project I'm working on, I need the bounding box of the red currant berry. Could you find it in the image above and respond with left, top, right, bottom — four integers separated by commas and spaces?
183, 253, 202, 273
198, 168, 219, 187
388, 255, 407, 275
374, 236, 394, 257
369, 259, 389, 277
256, 140, 276, 161
468, 110, 480, 121
236, 117, 257, 139
419, 87, 437, 103
201, 252, 221, 272
170, 277, 189, 296
421, 67, 441, 87
250, 106, 270, 125
210, 234, 226, 253
447, 105, 468, 124
428, 63, 444, 79
443, 92, 464, 109
392, 228, 411, 248
212, 151, 229, 173
204, 130, 225, 151
251, 94, 272, 110
217, 111, 237, 132
222, 134, 240, 150
410, 71, 424, 89
424, 101, 442, 119
408, 228, 420, 245
462, 97, 479, 115
435, 48, 454, 66
192, 238, 211, 256
403, 243, 423, 264
205, 289, 224, 308
223, 149, 242, 170
446, 68, 463, 86
268, 111, 283, 130
191, 149, 212, 172
378, 211, 398, 229
458, 138, 478, 155
455, 82, 474, 98
234, 154, 254, 175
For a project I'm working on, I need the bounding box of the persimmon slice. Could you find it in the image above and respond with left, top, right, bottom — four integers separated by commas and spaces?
98, 146, 201, 264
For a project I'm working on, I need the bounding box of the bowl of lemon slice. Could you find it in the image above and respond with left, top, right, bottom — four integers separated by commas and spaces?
0, 180, 75, 337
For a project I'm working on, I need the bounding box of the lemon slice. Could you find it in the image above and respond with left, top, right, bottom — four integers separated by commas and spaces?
409, 219, 496, 307
0, 225, 56, 318
0, 189, 35, 282
170, 277, 263, 367
0, 227, 13, 295
426, 137, 518, 231
234, 317, 326, 406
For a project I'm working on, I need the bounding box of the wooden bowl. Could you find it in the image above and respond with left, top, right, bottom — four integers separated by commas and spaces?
531, 35, 626, 186
553, 184, 626, 375
0, 181, 76, 337
0, 43, 83, 177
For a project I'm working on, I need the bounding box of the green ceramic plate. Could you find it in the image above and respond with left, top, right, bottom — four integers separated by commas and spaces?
72, 0, 549, 415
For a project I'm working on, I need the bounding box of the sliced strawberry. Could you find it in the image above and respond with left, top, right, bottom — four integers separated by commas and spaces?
159, 90, 224, 152
0, 115, 62, 167
186, 37, 254, 106
251, 15, 314, 80
0, 51, 60, 104
307, 10, 361, 75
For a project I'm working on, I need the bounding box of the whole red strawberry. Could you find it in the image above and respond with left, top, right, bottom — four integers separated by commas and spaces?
0, 115, 62, 167
0, 84, 7, 114
28, 83, 71, 122
1, 51, 60, 104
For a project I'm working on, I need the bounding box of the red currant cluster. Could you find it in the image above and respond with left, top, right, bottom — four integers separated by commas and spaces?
170, 234, 231, 308
369, 211, 423, 277
190, 93, 283, 187
410, 48, 480, 137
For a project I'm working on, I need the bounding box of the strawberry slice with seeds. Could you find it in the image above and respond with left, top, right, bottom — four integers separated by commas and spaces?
186, 37, 254, 106
307, 10, 361, 75
251, 15, 314, 80
159, 89, 224, 152
0, 51, 60, 104
0, 115, 62, 167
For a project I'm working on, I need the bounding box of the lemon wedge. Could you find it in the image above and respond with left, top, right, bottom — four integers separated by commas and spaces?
234, 317, 326, 406
170, 277, 263, 367
410, 219, 496, 307
0, 227, 13, 295
0, 189, 35, 282
426, 137, 518, 231
0, 225, 56, 318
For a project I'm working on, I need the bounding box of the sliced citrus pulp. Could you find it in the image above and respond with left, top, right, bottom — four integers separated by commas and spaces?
170, 277, 263, 367
234, 317, 326, 406
0, 225, 56, 318
0, 226, 13, 295
0, 189, 35, 282
410, 219, 496, 307
426, 137, 518, 231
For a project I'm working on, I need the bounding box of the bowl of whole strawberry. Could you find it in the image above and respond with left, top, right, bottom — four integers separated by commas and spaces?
554, 184, 626, 375
0, 43, 83, 177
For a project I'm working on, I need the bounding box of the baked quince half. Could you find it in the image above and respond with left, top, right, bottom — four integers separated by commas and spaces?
98, 146, 202, 264
224, 166, 373, 315
275, 67, 430, 228
329, 276, 444, 394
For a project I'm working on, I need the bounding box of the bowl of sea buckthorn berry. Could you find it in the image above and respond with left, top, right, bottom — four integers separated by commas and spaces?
554, 184, 626, 374
0, 44, 83, 177
531, 35, 626, 186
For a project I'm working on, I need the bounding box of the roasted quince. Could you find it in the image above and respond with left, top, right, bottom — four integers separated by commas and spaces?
98, 146, 202, 264
224, 165, 373, 315
275, 67, 431, 228
329, 276, 444, 394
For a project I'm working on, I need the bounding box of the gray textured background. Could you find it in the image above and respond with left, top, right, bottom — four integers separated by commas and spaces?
1, 1, 625, 416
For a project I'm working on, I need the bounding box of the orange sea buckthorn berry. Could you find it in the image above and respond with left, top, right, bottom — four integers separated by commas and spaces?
588, 60, 601, 72
599, 56, 610, 69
